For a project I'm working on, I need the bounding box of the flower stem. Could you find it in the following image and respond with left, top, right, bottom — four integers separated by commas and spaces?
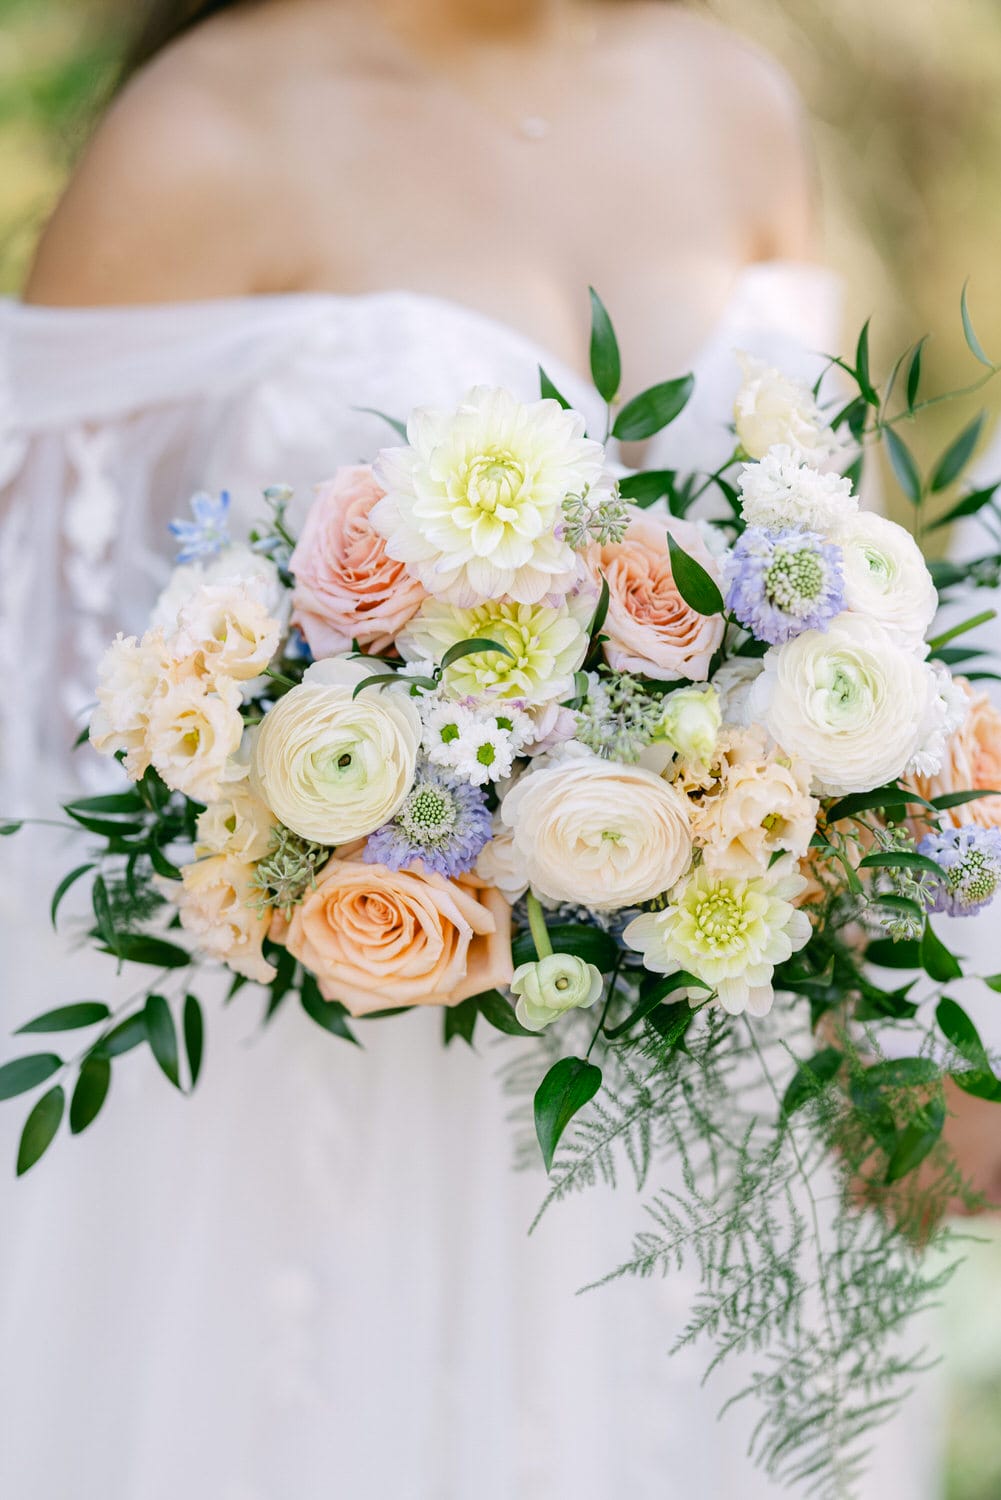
526, 891, 553, 960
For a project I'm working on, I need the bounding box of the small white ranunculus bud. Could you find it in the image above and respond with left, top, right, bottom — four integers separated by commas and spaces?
655, 685, 721, 766
733, 351, 841, 463
511, 954, 604, 1032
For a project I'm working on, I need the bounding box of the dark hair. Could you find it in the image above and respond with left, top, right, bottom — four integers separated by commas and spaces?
123, 0, 243, 79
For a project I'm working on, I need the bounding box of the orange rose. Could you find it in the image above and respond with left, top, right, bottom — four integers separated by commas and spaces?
587, 508, 725, 681
912, 678, 1001, 830
290, 466, 426, 656
273, 855, 513, 1016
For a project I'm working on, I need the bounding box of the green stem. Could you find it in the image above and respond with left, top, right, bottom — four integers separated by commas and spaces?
526, 891, 553, 960
587, 952, 624, 1059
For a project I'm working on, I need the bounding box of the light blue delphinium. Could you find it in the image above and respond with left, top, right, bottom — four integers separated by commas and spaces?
363, 763, 492, 879
167, 490, 232, 563
918, 824, 1001, 917
723, 526, 845, 645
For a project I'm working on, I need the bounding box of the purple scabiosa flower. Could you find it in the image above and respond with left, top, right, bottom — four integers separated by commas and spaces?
168, 490, 231, 563
363, 763, 492, 879
918, 824, 1001, 917
723, 526, 845, 646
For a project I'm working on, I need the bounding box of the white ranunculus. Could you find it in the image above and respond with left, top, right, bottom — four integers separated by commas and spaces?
475, 824, 530, 904
655, 685, 722, 766
251, 656, 420, 844
738, 446, 858, 536
500, 755, 693, 911
711, 657, 764, 728
511, 954, 604, 1032
746, 613, 937, 795
838, 511, 938, 650
371, 385, 608, 606
733, 351, 842, 463
152, 545, 287, 630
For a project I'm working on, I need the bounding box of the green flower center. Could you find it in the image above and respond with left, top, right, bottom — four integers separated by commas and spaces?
691, 889, 747, 949
465, 451, 525, 514
950, 849, 1000, 906
476, 743, 496, 766
399, 784, 457, 845
765, 546, 825, 616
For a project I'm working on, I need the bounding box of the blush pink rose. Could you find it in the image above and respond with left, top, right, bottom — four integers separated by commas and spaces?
912, 678, 1001, 830
272, 854, 513, 1016
290, 466, 426, 656
588, 508, 725, 681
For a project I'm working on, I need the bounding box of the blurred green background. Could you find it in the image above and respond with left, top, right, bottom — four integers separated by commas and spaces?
1, 0, 1001, 1494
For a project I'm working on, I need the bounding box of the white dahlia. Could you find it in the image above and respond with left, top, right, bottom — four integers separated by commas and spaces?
371, 386, 608, 605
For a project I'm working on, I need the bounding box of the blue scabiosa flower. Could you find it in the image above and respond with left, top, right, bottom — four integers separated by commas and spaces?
723, 526, 845, 646
918, 825, 1001, 917
363, 763, 492, 879
168, 490, 232, 563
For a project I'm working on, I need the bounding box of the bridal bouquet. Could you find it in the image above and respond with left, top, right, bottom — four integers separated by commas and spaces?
5, 288, 1001, 1496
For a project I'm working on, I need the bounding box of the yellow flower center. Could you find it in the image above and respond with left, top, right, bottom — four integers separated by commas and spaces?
691, 888, 747, 949
465, 451, 525, 516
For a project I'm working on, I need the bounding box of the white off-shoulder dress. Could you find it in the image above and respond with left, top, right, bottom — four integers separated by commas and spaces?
0, 267, 942, 1500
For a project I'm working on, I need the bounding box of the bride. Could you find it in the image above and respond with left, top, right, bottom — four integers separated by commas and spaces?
0, 1, 950, 1495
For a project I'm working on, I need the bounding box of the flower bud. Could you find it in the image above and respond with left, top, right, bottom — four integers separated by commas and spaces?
510, 953, 604, 1032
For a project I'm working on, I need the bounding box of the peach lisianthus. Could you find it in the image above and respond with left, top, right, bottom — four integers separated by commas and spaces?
273, 854, 513, 1016
911, 678, 1001, 830
289, 466, 426, 656
587, 508, 725, 681
168, 855, 275, 984
692, 728, 818, 877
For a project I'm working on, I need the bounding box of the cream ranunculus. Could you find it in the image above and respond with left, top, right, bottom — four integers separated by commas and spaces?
371, 385, 608, 606
733, 351, 842, 463
500, 754, 693, 911
168, 854, 275, 983
746, 613, 937, 795
839, 511, 938, 650
145, 668, 245, 804
511, 954, 604, 1032
273, 855, 513, 1015
398, 592, 591, 707
251, 656, 420, 844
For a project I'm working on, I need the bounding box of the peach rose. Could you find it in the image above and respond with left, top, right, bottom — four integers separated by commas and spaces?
911, 678, 1001, 829
290, 466, 426, 656
274, 855, 513, 1016
587, 508, 725, 681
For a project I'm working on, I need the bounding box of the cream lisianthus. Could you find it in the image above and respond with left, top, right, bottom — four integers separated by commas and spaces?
195, 779, 277, 863
398, 593, 590, 707
500, 753, 693, 911
624, 860, 811, 1017
90, 631, 166, 778
168, 854, 275, 984
251, 656, 420, 844
371, 385, 608, 605
146, 669, 245, 804
733, 352, 842, 463
746, 614, 937, 796
838, 511, 938, 650
511, 954, 604, 1032
151, 545, 287, 631
693, 728, 818, 877
173, 579, 283, 683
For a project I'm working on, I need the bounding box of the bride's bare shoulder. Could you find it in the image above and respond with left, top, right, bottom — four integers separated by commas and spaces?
24, 8, 293, 306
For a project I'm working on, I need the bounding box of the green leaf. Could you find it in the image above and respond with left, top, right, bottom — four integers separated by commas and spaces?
926, 483, 1000, 533
65, 809, 145, 840
148, 840, 183, 882
782, 1047, 843, 1116
859, 850, 948, 880
539, 365, 572, 410
91, 874, 119, 956
443, 995, 479, 1048
866, 937, 921, 969
0, 1053, 62, 1101
534, 1057, 602, 1171
927, 609, 997, 654
64, 791, 144, 816
867, 1056, 941, 1089
937, 997, 993, 1072
511, 924, 619, 973
0, 822, 24, 836
70, 1058, 111, 1135
930, 788, 1001, 812
300, 975, 360, 1045
855, 318, 878, 404
961, 280, 994, 368
588, 287, 621, 403
612, 375, 694, 443
183, 994, 204, 1088
905, 337, 926, 412
92, 1013, 148, 1059
16, 1086, 65, 1176
884, 426, 922, 504
984, 974, 1001, 994
930, 411, 985, 493
645, 999, 699, 1049
49, 862, 96, 928
921, 919, 963, 983
102, 935, 191, 969
353, 405, 408, 439
885, 1095, 946, 1184
952, 1071, 1001, 1103
619, 470, 677, 507
604, 972, 708, 1040
16, 1002, 110, 1035
439, 637, 515, 672
351, 671, 399, 699
476, 989, 537, 1038
586, 575, 610, 641
825, 783, 924, 822
145, 994, 181, 1089
666, 533, 724, 616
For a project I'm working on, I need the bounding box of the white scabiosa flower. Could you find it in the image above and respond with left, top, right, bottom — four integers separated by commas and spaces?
371, 386, 608, 605
733, 352, 843, 463
624, 860, 811, 1017
746, 614, 938, 795
399, 594, 590, 707
738, 446, 858, 536
838, 511, 938, 650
